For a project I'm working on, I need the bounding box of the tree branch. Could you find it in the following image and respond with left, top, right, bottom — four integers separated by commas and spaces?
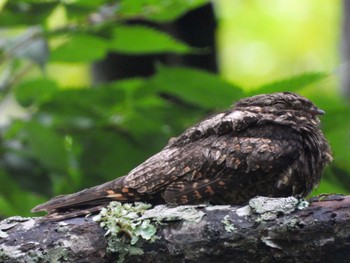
1, 195, 350, 263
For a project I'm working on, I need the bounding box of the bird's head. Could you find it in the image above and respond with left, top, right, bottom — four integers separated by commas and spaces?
234, 92, 325, 119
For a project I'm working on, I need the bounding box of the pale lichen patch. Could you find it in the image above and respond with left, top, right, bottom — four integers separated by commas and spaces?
236, 205, 252, 217
261, 236, 282, 249
205, 205, 231, 211
0, 244, 24, 259
93, 202, 157, 263
249, 196, 299, 221
21, 219, 36, 231
221, 215, 235, 233
0, 217, 33, 239
0, 216, 31, 232
0, 230, 8, 238
141, 205, 206, 223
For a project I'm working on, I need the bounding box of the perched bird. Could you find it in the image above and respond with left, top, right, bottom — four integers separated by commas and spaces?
32, 92, 333, 220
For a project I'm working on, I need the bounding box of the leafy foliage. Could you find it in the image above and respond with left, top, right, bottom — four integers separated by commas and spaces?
93, 202, 156, 245
110, 25, 195, 54
0, 0, 348, 219
93, 201, 156, 262
248, 72, 329, 95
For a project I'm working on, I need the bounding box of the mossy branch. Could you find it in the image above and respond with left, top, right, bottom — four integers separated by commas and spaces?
1, 195, 350, 263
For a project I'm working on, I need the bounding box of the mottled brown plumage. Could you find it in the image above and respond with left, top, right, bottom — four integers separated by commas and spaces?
32, 92, 333, 220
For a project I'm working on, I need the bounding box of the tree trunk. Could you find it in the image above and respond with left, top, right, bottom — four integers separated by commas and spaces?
340, 0, 350, 99
1, 195, 350, 263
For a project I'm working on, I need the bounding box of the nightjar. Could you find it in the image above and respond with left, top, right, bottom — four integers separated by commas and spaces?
32, 92, 333, 220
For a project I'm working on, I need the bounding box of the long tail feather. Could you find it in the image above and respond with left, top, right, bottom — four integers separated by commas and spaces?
32, 176, 147, 220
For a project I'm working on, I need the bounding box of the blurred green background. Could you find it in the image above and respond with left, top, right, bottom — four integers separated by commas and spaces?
0, 0, 349, 218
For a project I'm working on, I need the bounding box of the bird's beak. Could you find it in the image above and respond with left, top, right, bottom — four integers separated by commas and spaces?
311, 108, 325, 115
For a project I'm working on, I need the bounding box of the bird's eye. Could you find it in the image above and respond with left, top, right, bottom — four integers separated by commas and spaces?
274, 102, 286, 108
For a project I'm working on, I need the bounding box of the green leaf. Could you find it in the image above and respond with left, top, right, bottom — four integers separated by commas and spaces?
0, 2, 58, 26
22, 121, 69, 172
249, 72, 329, 95
110, 25, 193, 54
325, 124, 350, 173
15, 78, 58, 107
70, 0, 106, 7
39, 83, 126, 122
63, 2, 100, 20
79, 131, 145, 185
119, 0, 209, 21
50, 34, 109, 62
321, 108, 350, 138
0, 171, 47, 217
141, 65, 244, 109
313, 166, 350, 196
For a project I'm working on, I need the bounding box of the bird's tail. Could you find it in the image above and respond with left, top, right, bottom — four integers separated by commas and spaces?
31, 176, 145, 221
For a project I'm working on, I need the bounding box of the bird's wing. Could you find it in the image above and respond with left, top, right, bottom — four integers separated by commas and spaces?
123, 109, 260, 191
125, 123, 302, 204
162, 132, 302, 205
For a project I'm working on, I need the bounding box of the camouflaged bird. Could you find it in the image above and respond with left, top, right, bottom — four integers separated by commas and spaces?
32, 92, 333, 220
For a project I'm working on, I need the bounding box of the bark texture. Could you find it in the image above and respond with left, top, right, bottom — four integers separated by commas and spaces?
1, 195, 350, 263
